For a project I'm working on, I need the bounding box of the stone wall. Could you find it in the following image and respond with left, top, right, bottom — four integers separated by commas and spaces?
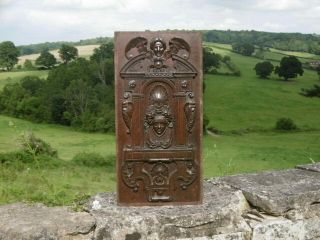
0, 163, 319, 240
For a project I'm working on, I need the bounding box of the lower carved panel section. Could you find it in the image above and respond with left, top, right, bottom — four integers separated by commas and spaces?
121, 158, 197, 202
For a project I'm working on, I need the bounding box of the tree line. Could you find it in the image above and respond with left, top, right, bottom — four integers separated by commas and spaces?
0, 42, 115, 132
204, 30, 320, 55
14, 29, 320, 56
17, 37, 112, 56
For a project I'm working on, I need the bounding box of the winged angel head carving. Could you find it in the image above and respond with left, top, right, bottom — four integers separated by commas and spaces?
125, 37, 191, 60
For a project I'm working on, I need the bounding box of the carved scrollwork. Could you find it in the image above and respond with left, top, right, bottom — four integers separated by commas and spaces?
184, 92, 196, 133
121, 162, 143, 192
121, 158, 197, 202
176, 160, 197, 190
122, 92, 133, 134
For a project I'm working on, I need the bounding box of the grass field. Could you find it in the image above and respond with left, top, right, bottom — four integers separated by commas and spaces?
205, 42, 320, 131
0, 70, 49, 89
269, 48, 320, 60
205, 42, 320, 63
0, 42, 319, 206
17, 44, 100, 65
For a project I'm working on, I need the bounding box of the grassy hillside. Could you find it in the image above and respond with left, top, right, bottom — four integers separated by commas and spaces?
0, 115, 115, 160
1, 114, 318, 178
204, 42, 320, 131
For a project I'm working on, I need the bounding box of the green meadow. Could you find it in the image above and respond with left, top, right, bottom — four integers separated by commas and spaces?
0, 42, 320, 206
0, 70, 49, 89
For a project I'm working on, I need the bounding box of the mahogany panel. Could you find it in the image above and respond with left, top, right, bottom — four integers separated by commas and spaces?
115, 31, 203, 205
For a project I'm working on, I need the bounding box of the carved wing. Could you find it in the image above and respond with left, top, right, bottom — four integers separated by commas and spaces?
125, 37, 148, 59
167, 38, 191, 59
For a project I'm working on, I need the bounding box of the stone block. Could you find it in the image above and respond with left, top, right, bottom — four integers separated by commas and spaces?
87, 182, 251, 240
218, 169, 320, 216
296, 162, 320, 173
0, 203, 95, 240
178, 232, 249, 240
249, 216, 320, 240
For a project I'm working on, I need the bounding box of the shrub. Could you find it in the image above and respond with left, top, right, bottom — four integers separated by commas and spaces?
0, 151, 33, 164
300, 84, 320, 98
72, 152, 115, 168
275, 118, 297, 131
18, 132, 58, 157
254, 61, 274, 78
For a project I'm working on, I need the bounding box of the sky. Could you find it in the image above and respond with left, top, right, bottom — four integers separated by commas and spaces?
0, 0, 320, 45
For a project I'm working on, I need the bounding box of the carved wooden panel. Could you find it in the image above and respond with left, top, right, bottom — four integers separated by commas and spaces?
115, 31, 203, 205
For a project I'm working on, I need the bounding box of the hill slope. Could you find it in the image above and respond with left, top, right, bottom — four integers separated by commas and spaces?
204, 42, 320, 132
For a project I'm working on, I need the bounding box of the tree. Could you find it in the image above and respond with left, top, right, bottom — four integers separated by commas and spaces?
0, 41, 19, 71
203, 47, 221, 73
23, 59, 34, 70
232, 42, 255, 56
90, 42, 114, 62
275, 56, 304, 81
254, 61, 274, 78
90, 43, 115, 85
58, 44, 78, 64
35, 50, 57, 69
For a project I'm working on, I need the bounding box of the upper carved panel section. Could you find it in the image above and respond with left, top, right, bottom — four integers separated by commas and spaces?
120, 37, 197, 78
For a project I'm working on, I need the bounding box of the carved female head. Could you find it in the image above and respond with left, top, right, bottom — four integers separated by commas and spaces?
153, 114, 168, 135
150, 38, 166, 57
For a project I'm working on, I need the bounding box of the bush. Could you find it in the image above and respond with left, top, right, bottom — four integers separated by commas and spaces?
275, 118, 298, 131
72, 152, 115, 168
0, 151, 33, 164
254, 61, 274, 78
18, 132, 58, 157
300, 84, 320, 98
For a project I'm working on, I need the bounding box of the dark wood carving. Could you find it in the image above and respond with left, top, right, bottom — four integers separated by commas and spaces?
115, 31, 203, 205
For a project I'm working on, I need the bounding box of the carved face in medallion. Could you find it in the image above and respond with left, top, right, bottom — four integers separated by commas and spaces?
153, 41, 165, 57
153, 115, 168, 135
150, 38, 166, 57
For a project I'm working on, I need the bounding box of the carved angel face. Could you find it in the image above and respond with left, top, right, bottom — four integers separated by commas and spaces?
153, 41, 165, 57
153, 115, 167, 135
